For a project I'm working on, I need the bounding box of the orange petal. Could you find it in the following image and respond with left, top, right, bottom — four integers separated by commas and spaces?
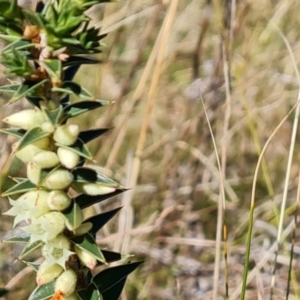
50, 291, 64, 300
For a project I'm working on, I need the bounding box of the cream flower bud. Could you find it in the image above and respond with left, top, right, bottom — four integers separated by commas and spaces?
41, 121, 55, 133
3, 109, 46, 130
55, 269, 77, 297
36, 261, 63, 286
75, 246, 97, 269
53, 124, 79, 146
57, 147, 80, 169
71, 182, 116, 195
74, 222, 93, 236
27, 161, 41, 185
43, 169, 74, 190
14, 137, 50, 163
19, 190, 49, 216
32, 151, 60, 169
47, 190, 72, 211
64, 292, 79, 300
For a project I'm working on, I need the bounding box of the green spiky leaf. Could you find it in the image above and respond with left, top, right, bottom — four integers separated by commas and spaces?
0, 33, 20, 42
10, 79, 48, 103
22, 8, 45, 27
63, 64, 80, 81
2, 49, 34, 79
70, 233, 106, 264
101, 250, 124, 264
52, 81, 94, 100
39, 60, 62, 84
77, 283, 102, 300
56, 138, 93, 160
2, 232, 30, 244
19, 240, 44, 259
72, 167, 119, 186
28, 280, 55, 300
0, 128, 26, 138
75, 189, 125, 209
2, 179, 36, 196
93, 261, 144, 293
63, 100, 111, 120
63, 56, 100, 67
101, 277, 126, 300
16, 127, 50, 152
26, 96, 44, 108
3, 39, 34, 51
0, 83, 20, 94
63, 202, 82, 229
85, 207, 122, 236
38, 164, 61, 186
42, 105, 63, 124
78, 128, 110, 144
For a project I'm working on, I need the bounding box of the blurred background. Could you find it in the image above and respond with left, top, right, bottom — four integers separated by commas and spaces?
1, 0, 300, 299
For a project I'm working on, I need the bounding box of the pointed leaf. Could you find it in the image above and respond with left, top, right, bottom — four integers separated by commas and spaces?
63, 100, 110, 120
0, 158, 23, 195
0, 128, 26, 138
19, 240, 44, 259
63, 56, 100, 67
72, 167, 118, 186
75, 189, 125, 209
56, 138, 93, 160
70, 233, 106, 264
0, 289, 9, 297
39, 164, 61, 186
0, 83, 20, 94
43, 105, 63, 124
60, 95, 70, 106
78, 128, 110, 144
2, 179, 36, 196
101, 250, 124, 264
3, 39, 34, 51
2, 232, 30, 244
63, 64, 80, 81
77, 283, 102, 300
22, 8, 45, 28
101, 277, 126, 300
26, 96, 44, 108
0, 33, 20, 42
93, 261, 144, 293
52, 81, 93, 100
63, 202, 81, 229
28, 280, 55, 300
10, 177, 27, 183
85, 207, 122, 236
16, 127, 50, 152
11, 79, 48, 103
39, 60, 62, 84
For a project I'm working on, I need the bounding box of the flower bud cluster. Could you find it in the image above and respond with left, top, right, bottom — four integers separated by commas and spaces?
2, 106, 109, 295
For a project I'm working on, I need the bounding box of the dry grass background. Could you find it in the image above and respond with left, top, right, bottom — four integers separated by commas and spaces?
1, 0, 300, 299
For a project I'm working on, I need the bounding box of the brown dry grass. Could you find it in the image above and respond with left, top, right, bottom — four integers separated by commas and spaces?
2, 0, 300, 299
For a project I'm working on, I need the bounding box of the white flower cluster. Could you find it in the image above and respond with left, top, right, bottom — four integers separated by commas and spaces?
3, 107, 102, 297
